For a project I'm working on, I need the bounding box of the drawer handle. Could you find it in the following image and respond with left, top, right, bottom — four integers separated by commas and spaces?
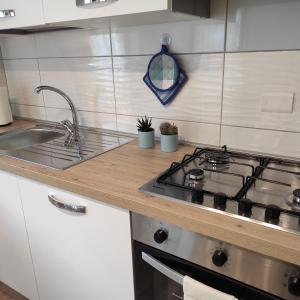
76, 0, 118, 7
48, 194, 86, 214
0, 10, 15, 18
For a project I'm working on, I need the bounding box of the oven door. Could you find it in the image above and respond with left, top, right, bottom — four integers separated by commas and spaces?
133, 241, 282, 300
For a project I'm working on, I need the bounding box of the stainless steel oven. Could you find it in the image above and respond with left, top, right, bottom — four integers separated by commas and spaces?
131, 213, 300, 300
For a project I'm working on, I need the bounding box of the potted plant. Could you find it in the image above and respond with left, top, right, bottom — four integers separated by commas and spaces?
137, 116, 155, 149
160, 122, 178, 152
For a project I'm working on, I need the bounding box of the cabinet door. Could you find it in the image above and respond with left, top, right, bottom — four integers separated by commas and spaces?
43, 0, 169, 23
19, 177, 134, 300
0, 0, 44, 29
0, 171, 39, 299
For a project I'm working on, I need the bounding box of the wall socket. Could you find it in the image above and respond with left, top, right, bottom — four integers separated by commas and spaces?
260, 92, 294, 113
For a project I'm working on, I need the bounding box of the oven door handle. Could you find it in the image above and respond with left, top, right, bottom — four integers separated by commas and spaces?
142, 252, 184, 285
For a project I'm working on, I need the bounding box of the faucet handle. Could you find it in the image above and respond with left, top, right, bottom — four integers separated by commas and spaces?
61, 120, 74, 133
61, 119, 73, 127
61, 120, 81, 147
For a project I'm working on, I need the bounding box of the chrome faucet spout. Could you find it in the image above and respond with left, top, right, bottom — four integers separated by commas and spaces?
34, 85, 80, 146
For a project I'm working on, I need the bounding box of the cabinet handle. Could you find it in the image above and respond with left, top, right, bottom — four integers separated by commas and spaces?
76, 0, 118, 8
0, 10, 15, 18
48, 194, 86, 214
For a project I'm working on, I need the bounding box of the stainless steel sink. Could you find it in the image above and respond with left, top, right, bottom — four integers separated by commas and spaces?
0, 123, 133, 169
0, 127, 65, 151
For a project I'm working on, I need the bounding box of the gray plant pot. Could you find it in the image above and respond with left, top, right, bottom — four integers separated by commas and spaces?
138, 130, 155, 149
160, 134, 178, 152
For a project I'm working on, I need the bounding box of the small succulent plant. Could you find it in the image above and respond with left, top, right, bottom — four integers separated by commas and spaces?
137, 116, 153, 132
160, 122, 178, 135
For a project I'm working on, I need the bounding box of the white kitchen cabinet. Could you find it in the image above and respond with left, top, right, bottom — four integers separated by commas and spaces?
42, 0, 169, 24
0, 0, 44, 30
0, 170, 39, 299
19, 177, 134, 300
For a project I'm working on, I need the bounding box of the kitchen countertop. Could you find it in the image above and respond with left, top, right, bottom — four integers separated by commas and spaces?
0, 120, 299, 265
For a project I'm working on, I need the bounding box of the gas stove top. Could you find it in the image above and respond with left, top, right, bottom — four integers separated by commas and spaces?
140, 146, 300, 233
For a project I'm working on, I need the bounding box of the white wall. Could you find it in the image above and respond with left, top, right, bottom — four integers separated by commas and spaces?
2, 0, 300, 157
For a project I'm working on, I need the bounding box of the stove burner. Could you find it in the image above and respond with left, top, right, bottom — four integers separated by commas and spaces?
205, 150, 231, 165
188, 169, 204, 181
293, 189, 300, 205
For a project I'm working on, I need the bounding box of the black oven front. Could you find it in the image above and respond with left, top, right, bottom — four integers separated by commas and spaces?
131, 213, 300, 300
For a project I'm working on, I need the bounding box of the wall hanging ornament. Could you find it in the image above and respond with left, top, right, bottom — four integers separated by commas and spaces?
143, 42, 188, 106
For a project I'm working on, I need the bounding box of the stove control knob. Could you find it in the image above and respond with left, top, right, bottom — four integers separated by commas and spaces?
154, 229, 168, 244
238, 198, 253, 215
192, 190, 204, 204
212, 250, 228, 267
214, 193, 227, 207
265, 205, 281, 222
288, 275, 300, 296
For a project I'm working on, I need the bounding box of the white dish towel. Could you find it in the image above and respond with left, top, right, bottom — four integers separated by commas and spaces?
183, 276, 238, 300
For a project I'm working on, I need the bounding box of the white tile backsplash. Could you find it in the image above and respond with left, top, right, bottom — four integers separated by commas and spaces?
221, 125, 300, 158
111, 0, 226, 55
2, 0, 300, 158
117, 114, 220, 146
4, 59, 43, 106
35, 28, 111, 58
223, 52, 300, 132
227, 0, 300, 52
11, 104, 46, 120
114, 54, 223, 124
46, 108, 117, 130
39, 57, 115, 113
0, 35, 37, 59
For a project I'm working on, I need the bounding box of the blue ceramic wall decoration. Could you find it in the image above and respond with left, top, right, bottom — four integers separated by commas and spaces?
143, 45, 188, 106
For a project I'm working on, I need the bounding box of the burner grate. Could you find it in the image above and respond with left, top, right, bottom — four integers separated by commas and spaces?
157, 146, 267, 201
156, 146, 300, 218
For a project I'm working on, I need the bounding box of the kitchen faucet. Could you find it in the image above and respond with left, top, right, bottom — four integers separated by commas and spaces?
34, 86, 80, 147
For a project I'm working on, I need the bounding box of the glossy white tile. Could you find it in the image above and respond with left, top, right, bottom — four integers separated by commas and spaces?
4, 59, 43, 106
117, 114, 220, 146
35, 27, 111, 58
39, 57, 115, 113
227, 0, 300, 51
78, 111, 116, 130
111, 0, 226, 55
221, 125, 300, 158
46, 107, 117, 130
114, 54, 223, 124
223, 51, 300, 132
0, 35, 37, 59
11, 104, 46, 120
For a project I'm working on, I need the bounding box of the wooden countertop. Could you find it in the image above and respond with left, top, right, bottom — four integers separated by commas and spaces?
0, 120, 299, 265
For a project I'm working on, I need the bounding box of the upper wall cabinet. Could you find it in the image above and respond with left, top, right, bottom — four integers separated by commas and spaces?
0, 0, 209, 31
43, 0, 169, 24
42, 0, 210, 25
0, 0, 44, 30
